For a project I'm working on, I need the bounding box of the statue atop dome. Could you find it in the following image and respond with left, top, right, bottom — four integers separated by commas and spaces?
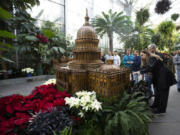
84, 8, 90, 26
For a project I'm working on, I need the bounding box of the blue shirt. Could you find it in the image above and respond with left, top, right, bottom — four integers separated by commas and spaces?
122, 54, 134, 68
132, 56, 141, 71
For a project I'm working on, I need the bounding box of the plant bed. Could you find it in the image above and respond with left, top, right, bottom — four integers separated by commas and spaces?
0, 80, 154, 135
0, 84, 70, 135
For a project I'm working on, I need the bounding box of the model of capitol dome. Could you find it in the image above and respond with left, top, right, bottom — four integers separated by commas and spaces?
55, 9, 130, 97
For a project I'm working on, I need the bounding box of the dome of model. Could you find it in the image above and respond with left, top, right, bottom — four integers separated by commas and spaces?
76, 9, 97, 40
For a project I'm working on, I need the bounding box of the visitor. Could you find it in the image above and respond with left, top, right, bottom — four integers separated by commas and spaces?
101, 52, 106, 63
113, 51, 121, 66
131, 50, 141, 83
148, 44, 166, 63
173, 50, 180, 92
145, 44, 164, 97
105, 51, 113, 61
164, 53, 175, 74
122, 49, 134, 80
140, 50, 176, 114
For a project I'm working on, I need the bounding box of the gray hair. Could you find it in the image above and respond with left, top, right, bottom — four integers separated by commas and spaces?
148, 44, 156, 49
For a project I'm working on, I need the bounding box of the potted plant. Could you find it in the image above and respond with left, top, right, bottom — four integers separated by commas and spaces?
21, 68, 34, 77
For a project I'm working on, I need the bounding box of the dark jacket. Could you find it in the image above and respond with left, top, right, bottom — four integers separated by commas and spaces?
101, 56, 106, 63
167, 56, 175, 74
132, 56, 141, 72
140, 56, 176, 90
155, 51, 167, 64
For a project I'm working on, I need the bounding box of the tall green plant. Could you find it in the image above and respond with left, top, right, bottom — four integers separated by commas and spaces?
158, 21, 175, 38
156, 20, 176, 51
0, 7, 15, 56
92, 9, 132, 52
0, 7, 15, 78
122, 8, 153, 51
136, 8, 150, 26
103, 92, 153, 135
40, 20, 72, 60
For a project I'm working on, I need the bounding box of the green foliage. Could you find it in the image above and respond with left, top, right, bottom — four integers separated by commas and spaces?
171, 13, 179, 21
0, 7, 12, 20
122, 25, 154, 50
1, 57, 14, 63
136, 8, 150, 26
0, 0, 40, 10
92, 9, 132, 51
53, 127, 72, 135
42, 29, 56, 39
158, 21, 175, 38
0, 7, 15, 63
122, 8, 153, 51
155, 20, 177, 51
75, 119, 103, 135
40, 20, 71, 59
92, 9, 131, 37
0, 42, 14, 52
103, 92, 153, 135
0, 30, 16, 39
151, 33, 162, 48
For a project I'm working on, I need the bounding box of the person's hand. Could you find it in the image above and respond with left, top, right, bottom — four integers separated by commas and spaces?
127, 61, 133, 64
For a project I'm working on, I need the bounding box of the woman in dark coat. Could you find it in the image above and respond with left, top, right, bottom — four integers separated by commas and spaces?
140, 50, 176, 114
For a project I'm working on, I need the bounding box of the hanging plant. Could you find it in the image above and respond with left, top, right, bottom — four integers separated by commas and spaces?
171, 13, 179, 21
155, 0, 172, 14
136, 8, 150, 26
158, 21, 175, 38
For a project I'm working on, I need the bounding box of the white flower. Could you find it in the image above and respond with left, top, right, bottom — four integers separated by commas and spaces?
65, 97, 80, 108
44, 79, 56, 85
91, 100, 102, 111
78, 111, 84, 118
65, 90, 102, 118
82, 105, 90, 111
21, 68, 34, 74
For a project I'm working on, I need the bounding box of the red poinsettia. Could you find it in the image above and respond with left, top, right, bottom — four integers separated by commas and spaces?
37, 34, 48, 43
0, 84, 70, 135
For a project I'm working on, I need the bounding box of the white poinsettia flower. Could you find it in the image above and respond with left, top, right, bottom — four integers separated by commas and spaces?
80, 95, 91, 103
91, 100, 102, 111
65, 90, 102, 118
44, 79, 56, 85
78, 111, 84, 118
82, 105, 90, 111
21, 67, 34, 74
65, 97, 80, 108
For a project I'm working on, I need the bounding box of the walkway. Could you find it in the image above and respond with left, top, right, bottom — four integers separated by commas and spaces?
149, 85, 180, 135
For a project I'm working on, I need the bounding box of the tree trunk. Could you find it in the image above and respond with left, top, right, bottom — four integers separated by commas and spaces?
0, 58, 8, 79
108, 33, 113, 52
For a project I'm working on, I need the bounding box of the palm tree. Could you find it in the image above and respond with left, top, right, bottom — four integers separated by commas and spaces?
92, 9, 132, 52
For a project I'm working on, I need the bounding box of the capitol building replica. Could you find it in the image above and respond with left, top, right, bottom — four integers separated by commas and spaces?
55, 10, 130, 97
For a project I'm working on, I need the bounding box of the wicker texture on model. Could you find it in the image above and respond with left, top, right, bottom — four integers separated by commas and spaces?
55, 10, 130, 97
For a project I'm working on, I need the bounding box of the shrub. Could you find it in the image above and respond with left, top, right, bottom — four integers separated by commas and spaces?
0, 84, 70, 135
103, 91, 153, 135
27, 107, 72, 135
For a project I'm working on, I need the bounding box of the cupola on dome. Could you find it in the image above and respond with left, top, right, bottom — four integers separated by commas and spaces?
76, 9, 97, 40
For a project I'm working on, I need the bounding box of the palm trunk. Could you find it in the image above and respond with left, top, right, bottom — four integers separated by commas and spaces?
108, 33, 113, 52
